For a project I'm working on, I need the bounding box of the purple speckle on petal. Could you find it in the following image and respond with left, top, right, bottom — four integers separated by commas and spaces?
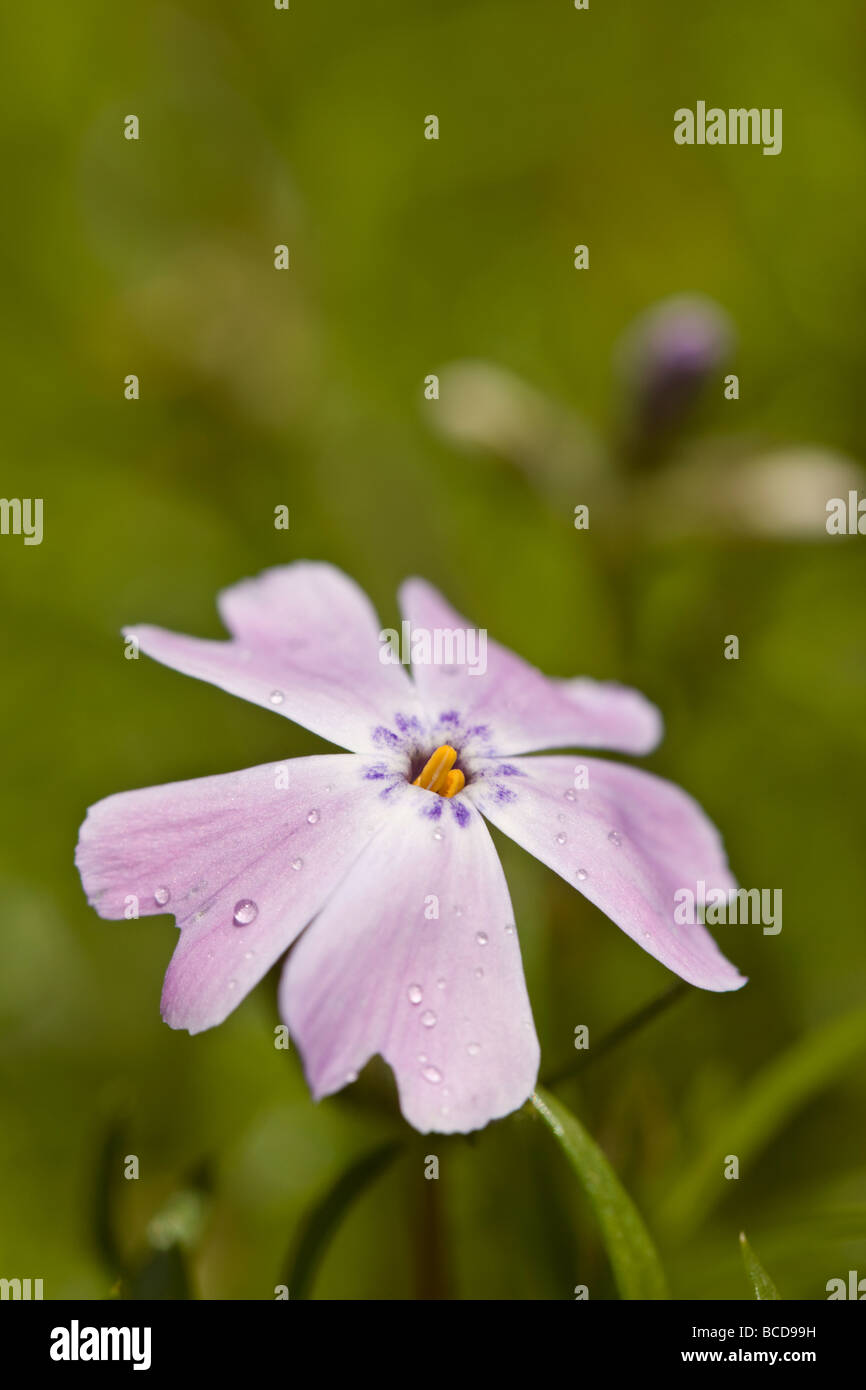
493, 784, 517, 804
395, 712, 422, 735
439, 710, 461, 726
372, 725, 402, 750
450, 799, 470, 827
422, 799, 444, 820
494, 764, 525, 777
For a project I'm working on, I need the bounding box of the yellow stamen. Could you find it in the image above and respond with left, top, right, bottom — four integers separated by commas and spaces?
442, 769, 465, 798
413, 744, 459, 796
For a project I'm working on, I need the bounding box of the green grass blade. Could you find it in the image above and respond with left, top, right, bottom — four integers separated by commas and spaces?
662, 1006, 866, 1239
739, 1231, 781, 1299
282, 1140, 403, 1300
531, 1086, 668, 1299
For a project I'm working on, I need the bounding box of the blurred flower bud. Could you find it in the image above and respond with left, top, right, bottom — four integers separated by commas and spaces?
640, 441, 866, 539
425, 358, 607, 503
616, 295, 735, 451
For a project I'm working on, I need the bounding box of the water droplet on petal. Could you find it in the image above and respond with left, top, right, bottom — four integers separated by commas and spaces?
564, 788, 577, 802
345, 1070, 358, 1083
555, 832, 567, 845
269, 690, 285, 706
608, 829, 623, 847
243, 949, 255, 960
418, 1052, 427, 1063
291, 857, 304, 871
440, 1104, 450, 1116
306, 808, 320, 824
475, 931, 488, 946
466, 1041, 481, 1055
474, 966, 484, 979
432, 829, 444, 841
227, 978, 238, 990
557, 813, 566, 823
436, 977, 446, 990
420, 1010, 437, 1028
154, 886, 170, 906
505, 922, 515, 934
232, 898, 258, 926
408, 984, 423, 1004
453, 904, 463, 916
576, 868, 589, 881
422, 1065, 442, 1084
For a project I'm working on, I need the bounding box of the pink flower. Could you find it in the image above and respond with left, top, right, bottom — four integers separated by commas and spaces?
76, 564, 745, 1134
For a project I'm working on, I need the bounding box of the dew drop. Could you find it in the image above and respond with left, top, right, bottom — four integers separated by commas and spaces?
408, 984, 423, 1005
440, 1104, 450, 1116
564, 788, 577, 802
269, 690, 285, 706
453, 904, 463, 917
432, 829, 444, 841
474, 966, 484, 979
154, 886, 170, 906
291, 857, 304, 871
227, 978, 238, 990
576, 868, 589, 881
324, 784, 333, 793
345, 1070, 358, 1083
420, 1009, 437, 1028
608, 829, 623, 847
475, 931, 488, 946
243, 949, 255, 960
555, 832, 567, 845
232, 898, 258, 927
557, 813, 566, 823
466, 1041, 481, 1056
436, 977, 446, 990
422, 1065, 442, 1084
418, 1052, 428, 1064
505, 922, 515, 934
306, 808, 320, 825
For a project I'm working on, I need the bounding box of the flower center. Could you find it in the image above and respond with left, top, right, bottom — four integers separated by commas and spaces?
412, 744, 465, 798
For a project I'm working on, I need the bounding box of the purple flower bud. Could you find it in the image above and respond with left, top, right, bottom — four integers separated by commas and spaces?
617, 295, 735, 437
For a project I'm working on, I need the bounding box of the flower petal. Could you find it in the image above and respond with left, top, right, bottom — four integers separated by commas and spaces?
279, 787, 540, 1134
469, 756, 746, 992
129, 563, 420, 753
75, 754, 389, 1032
398, 578, 662, 755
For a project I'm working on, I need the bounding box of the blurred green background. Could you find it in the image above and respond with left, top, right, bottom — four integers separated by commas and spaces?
1, 0, 865, 1300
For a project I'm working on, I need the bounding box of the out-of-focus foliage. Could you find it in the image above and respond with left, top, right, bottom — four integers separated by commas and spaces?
1, 0, 864, 1299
